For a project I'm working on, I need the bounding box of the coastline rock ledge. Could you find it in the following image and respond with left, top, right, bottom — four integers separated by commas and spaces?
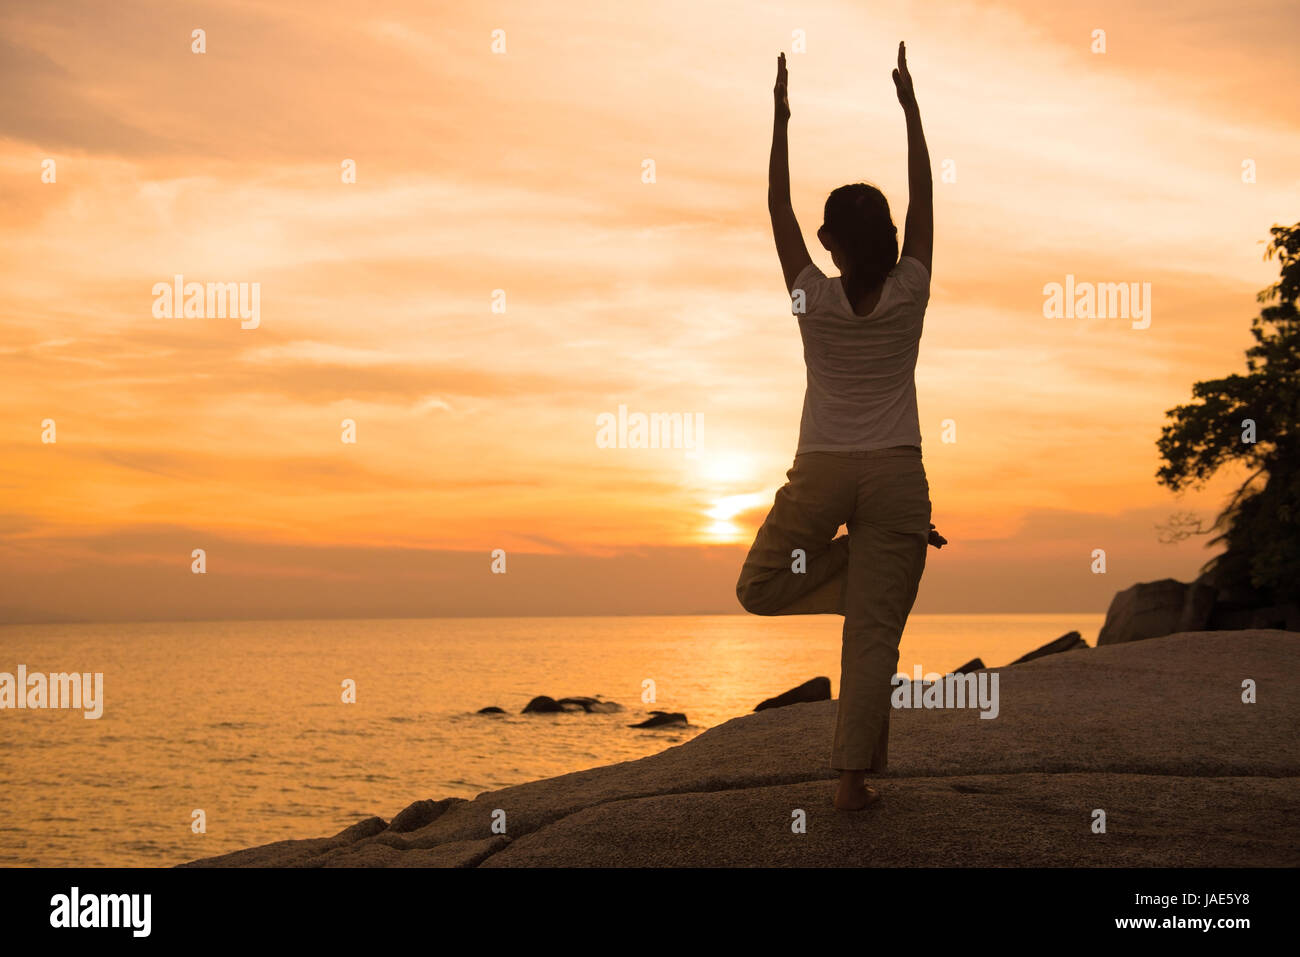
182, 630, 1299, 868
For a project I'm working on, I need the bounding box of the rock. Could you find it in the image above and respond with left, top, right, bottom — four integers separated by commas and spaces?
953, 657, 985, 673
557, 696, 623, 714
477, 706, 506, 714
1009, 632, 1087, 665
519, 696, 623, 714
753, 676, 832, 712
1200, 562, 1262, 608
1249, 604, 1300, 631
1178, 580, 1217, 632
387, 797, 462, 833
1210, 605, 1254, 630
333, 817, 389, 843
1097, 579, 1189, 645
522, 696, 563, 714
629, 712, 687, 729
1095, 573, 1292, 645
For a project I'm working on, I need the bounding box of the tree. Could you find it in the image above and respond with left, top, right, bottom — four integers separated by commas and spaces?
1156, 223, 1300, 605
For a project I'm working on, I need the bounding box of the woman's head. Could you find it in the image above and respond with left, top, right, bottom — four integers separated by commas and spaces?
817, 183, 897, 301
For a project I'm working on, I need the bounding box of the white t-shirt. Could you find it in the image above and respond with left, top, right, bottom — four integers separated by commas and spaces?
790, 256, 930, 453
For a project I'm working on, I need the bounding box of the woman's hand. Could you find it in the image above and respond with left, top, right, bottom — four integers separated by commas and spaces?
774, 52, 790, 120
892, 41, 917, 110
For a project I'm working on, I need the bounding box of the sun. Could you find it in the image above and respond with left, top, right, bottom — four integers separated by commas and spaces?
701, 491, 767, 542
690, 451, 770, 542
696, 451, 757, 486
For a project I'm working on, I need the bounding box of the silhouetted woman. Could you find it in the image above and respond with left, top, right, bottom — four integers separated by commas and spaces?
737, 43, 945, 810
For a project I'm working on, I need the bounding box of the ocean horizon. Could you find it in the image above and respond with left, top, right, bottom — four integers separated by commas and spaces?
2, 612, 1102, 867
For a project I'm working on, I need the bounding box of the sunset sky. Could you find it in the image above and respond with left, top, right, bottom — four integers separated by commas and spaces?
2, 0, 1298, 621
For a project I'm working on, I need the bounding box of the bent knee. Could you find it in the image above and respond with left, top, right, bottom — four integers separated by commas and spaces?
736, 577, 780, 616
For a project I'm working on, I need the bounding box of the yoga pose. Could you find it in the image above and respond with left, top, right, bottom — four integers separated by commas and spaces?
737, 43, 945, 811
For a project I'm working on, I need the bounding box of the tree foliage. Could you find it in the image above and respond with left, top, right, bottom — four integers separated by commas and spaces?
1156, 223, 1300, 603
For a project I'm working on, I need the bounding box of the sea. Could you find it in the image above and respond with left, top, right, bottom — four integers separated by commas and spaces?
0, 613, 1102, 867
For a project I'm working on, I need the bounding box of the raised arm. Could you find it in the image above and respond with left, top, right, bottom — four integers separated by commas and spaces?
893, 42, 933, 275
769, 52, 812, 293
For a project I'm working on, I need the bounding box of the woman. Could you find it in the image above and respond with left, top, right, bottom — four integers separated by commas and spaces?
736, 43, 945, 811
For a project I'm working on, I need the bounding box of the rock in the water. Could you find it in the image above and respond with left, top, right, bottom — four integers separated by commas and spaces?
1009, 631, 1087, 665
556, 696, 623, 714
522, 695, 564, 714
1098, 579, 1189, 645
953, 657, 985, 673
630, 712, 687, 729
477, 706, 506, 714
753, 676, 832, 712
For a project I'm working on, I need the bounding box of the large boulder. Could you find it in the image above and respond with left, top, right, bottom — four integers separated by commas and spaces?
1248, 604, 1300, 631
1101, 572, 1298, 640
753, 676, 832, 712
952, 657, 985, 673
1178, 579, 1218, 632
1097, 579, 1191, 645
1009, 631, 1087, 665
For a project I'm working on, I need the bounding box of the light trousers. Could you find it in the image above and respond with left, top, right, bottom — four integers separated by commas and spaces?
736, 447, 931, 771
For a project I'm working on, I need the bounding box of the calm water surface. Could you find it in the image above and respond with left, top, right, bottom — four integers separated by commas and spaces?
0, 613, 1102, 866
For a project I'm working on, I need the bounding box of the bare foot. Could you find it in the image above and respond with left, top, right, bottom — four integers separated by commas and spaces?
928, 523, 947, 549
833, 780, 882, 811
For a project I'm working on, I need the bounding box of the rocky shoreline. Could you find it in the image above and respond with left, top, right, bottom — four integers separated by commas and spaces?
182, 627, 1299, 868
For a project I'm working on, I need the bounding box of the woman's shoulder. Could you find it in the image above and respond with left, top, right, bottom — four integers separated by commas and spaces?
889, 256, 931, 303
793, 261, 828, 289
790, 261, 831, 318
892, 255, 930, 282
